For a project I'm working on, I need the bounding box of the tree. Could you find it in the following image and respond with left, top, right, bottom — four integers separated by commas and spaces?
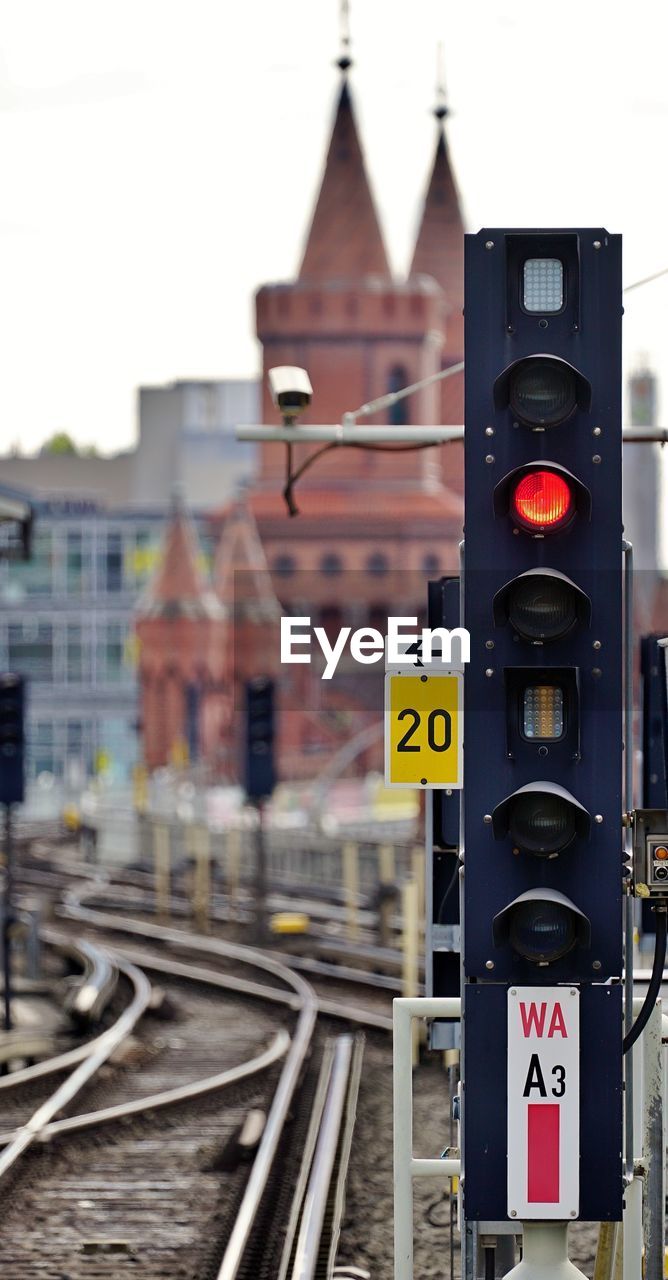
40, 431, 79, 456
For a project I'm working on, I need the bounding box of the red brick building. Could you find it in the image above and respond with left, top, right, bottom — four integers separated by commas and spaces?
137, 61, 467, 781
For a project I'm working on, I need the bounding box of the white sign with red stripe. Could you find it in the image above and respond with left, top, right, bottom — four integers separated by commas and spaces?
507, 986, 579, 1220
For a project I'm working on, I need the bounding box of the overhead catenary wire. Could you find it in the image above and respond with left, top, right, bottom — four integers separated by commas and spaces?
623, 265, 668, 293
275, 263, 668, 512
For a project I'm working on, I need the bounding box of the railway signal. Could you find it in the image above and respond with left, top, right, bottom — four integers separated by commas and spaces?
244, 677, 275, 801
462, 230, 624, 1227
0, 673, 25, 807
0, 672, 24, 1034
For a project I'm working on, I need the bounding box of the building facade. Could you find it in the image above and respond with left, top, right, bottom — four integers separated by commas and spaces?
0, 498, 216, 787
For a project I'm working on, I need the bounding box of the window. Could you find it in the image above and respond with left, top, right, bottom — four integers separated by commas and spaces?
100, 531, 123, 592
367, 552, 389, 577
387, 365, 410, 426
64, 524, 91, 593
31, 721, 55, 779
8, 621, 53, 681
97, 621, 126, 684
8, 527, 53, 597
320, 552, 342, 577
422, 553, 440, 575
66, 623, 90, 683
273, 554, 296, 578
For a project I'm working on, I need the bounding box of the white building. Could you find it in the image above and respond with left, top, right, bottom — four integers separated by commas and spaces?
133, 379, 258, 508
0, 378, 259, 511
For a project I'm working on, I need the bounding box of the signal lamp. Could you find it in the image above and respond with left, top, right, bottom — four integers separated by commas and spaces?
512, 469, 573, 532
492, 781, 591, 857
509, 357, 576, 427
493, 888, 591, 965
494, 462, 590, 536
494, 568, 591, 643
522, 257, 564, 314
493, 355, 591, 428
522, 684, 564, 741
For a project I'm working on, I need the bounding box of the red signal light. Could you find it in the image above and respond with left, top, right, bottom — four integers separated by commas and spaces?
511, 469, 574, 532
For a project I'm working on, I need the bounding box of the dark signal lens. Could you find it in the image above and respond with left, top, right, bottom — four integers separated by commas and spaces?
512, 470, 573, 532
508, 575, 577, 642
509, 899, 577, 963
509, 358, 577, 427
508, 791, 576, 856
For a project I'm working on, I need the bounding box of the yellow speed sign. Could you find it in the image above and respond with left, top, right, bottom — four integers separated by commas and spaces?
385, 672, 463, 789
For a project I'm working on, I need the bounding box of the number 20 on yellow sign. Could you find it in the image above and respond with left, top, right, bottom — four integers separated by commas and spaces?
384, 672, 463, 790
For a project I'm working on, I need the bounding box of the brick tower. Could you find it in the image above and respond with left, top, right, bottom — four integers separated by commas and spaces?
255, 58, 455, 494
210, 56, 468, 780
135, 494, 227, 771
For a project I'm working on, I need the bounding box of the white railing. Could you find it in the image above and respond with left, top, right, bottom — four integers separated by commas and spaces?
393, 993, 668, 1280
393, 997, 461, 1280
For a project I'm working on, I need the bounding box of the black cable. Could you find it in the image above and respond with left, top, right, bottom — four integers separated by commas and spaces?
623, 906, 667, 1055
282, 436, 451, 516
283, 441, 336, 516
424, 1196, 450, 1228
436, 855, 460, 923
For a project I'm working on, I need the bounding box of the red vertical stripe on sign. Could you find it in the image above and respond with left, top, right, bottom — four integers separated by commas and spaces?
527, 1104, 560, 1202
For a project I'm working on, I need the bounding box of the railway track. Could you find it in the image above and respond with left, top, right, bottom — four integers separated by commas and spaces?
0, 874, 389, 1278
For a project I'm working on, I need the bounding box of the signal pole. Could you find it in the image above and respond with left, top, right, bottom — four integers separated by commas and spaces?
2, 803, 13, 1033
0, 674, 25, 1036
244, 678, 275, 944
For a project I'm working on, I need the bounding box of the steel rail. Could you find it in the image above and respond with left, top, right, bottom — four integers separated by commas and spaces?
55, 931, 118, 1021
0, 1029, 290, 1146
0, 932, 121, 1092
279, 1041, 338, 1280
65, 882, 408, 985
0, 955, 151, 1180
62, 882, 398, 1008
292, 1034, 354, 1279
0, 929, 388, 1147
61, 888, 320, 1280
105, 945, 393, 1032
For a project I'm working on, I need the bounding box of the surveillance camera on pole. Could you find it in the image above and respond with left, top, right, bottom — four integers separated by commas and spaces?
267, 366, 313, 425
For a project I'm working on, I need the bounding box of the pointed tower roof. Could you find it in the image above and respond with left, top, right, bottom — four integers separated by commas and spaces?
410, 102, 465, 293
137, 492, 223, 621
214, 500, 281, 623
298, 72, 391, 283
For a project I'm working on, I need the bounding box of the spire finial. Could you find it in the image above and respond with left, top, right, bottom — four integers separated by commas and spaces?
434, 41, 449, 121
337, 0, 352, 73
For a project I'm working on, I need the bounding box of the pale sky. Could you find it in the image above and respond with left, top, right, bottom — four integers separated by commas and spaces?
1, 0, 667, 455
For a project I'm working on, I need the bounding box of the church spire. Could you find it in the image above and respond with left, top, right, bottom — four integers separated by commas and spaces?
136, 490, 222, 621
409, 50, 464, 294
337, 0, 352, 73
298, 27, 390, 283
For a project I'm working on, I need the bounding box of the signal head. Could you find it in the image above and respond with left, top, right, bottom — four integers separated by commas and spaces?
494, 354, 591, 429
492, 781, 591, 857
493, 568, 591, 643
493, 887, 591, 964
